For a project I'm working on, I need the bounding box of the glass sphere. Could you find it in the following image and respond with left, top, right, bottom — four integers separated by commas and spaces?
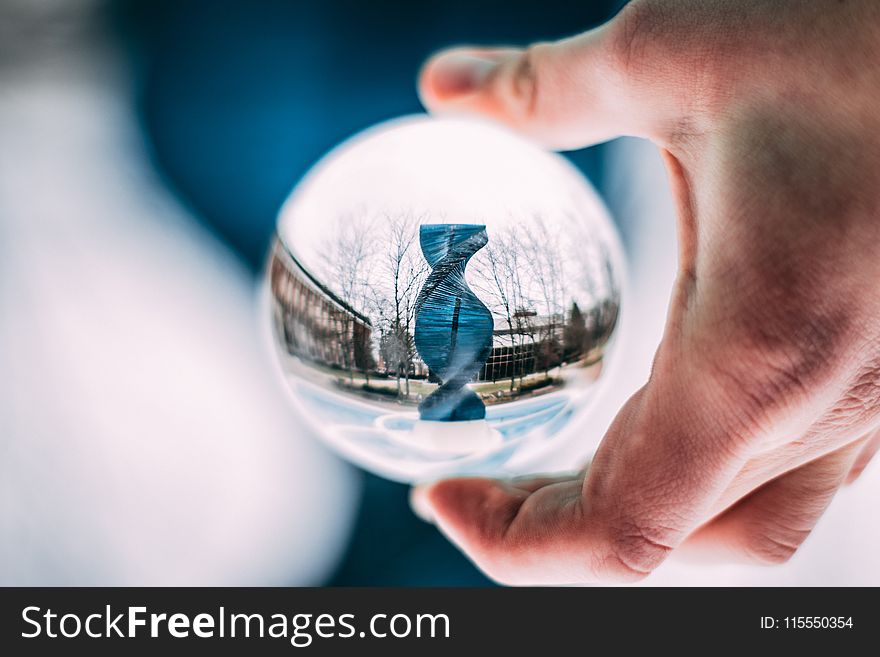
263, 116, 624, 482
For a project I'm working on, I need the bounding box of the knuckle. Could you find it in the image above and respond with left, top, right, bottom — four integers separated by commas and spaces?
604, 517, 676, 579
497, 43, 545, 124
605, 1, 659, 78
602, 0, 738, 127
824, 354, 880, 432
742, 522, 809, 565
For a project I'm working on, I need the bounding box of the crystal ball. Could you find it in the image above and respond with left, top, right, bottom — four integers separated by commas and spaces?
263, 116, 624, 482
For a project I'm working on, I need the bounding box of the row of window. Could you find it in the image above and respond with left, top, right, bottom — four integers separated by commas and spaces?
271, 247, 584, 382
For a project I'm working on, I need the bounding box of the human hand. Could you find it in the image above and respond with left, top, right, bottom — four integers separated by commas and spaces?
411, 0, 880, 584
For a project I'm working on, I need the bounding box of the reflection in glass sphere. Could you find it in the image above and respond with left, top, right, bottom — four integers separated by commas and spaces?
263, 116, 624, 482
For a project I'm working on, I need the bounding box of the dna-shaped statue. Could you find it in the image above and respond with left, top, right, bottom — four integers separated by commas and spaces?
414, 224, 494, 422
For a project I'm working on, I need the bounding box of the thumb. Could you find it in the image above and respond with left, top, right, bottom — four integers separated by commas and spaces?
412, 474, 613, 585
418, 9, 678, 149
410, 350, 756, 584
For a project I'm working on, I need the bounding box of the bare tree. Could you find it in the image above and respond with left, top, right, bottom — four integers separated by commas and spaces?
563, 218, 621, 358
369, 211, 429, 399
591, 239, 621, 350
520, 215, 568, 377
391, 212, 429, 398
319, 212, 376, 384
472, 224, 534, 390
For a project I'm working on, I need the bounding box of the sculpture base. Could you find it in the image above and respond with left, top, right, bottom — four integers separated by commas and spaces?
377, 414, 502, 456
412, 419, 500, 455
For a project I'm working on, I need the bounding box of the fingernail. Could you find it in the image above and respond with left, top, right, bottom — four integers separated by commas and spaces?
428, 53, 500, 98
409, 484, 436, 523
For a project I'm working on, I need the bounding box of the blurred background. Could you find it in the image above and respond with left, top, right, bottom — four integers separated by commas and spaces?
2, 0, 878, 586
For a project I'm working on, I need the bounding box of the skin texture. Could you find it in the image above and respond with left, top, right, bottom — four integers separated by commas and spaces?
411, 0, 880, 584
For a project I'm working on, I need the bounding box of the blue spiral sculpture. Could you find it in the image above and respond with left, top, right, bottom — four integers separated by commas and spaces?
414, 224, 494, 422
